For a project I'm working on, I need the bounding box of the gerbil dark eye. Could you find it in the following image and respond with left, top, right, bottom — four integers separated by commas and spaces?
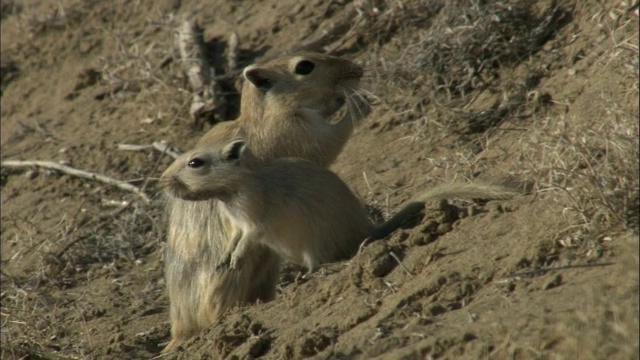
188, 158, 205, 168
294, 60, 315, 75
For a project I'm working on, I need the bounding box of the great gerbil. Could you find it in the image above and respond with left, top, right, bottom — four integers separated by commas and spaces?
197, 52, 370, 165
161, 138, 519, 276
163, 52, 371, 351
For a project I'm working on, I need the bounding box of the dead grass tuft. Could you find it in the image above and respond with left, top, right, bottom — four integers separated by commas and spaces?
359, 0, 570, 143
515, 96, 639, 257
15, 0, 87, 36
376, 1, 568, 100
95, 13, 183, 106
0, 0, 22, 19
1, 196, 166, 358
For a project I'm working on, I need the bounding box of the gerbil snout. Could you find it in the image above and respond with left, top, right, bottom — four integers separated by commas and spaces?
159, 174, 194, 200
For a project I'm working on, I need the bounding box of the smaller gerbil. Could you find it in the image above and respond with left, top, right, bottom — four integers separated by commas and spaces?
161, 139, 519, 275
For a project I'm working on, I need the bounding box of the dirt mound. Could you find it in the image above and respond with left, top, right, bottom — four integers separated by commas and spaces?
1, 0, 638, 359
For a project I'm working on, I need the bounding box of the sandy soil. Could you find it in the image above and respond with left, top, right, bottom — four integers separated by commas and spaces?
1, 0, 638, 359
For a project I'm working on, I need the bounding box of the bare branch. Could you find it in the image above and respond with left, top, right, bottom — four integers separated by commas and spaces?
1, 160, 150, 204
117, 142, 182, 159
152, 141, 182, 159
227, 31, 240, 74
176, 19, 227, 128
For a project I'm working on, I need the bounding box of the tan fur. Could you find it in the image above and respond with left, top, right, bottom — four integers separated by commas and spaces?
201, 52, 370, 165
196, 120, 242, 148
162, 53, 370, 352
161, 139, 519, 278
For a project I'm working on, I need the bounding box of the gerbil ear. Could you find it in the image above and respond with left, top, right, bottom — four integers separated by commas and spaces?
224, 139, 247, 161
243, 66, 274, 91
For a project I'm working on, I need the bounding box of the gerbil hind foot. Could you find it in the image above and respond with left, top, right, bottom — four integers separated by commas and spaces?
229, 251, 244, 270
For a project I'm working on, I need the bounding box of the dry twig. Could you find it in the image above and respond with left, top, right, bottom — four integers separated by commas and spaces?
176, 19, 227, 128
1, 160, 150, 203
152, 141, 182, 159
227, 31, 240, 74
389, 251, 414, 276
117, 142, 182, 159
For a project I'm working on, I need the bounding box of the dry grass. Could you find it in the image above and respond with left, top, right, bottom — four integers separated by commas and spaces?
93, 11, 194, 127
357, 0, 570, 148
1, 197, 166, 357
370, 1, 568, 98
13, 0, 87, 36
365, 0, 639, 250
510, 3, 639, 260
515, 101, 638, 251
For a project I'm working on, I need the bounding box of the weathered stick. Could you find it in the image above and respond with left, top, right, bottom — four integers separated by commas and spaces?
1, 160, 150, 203
117, 143, 152, 152
176, 19, 227, 128
227, 31, 240, 74
117, 142, 182, 159
152, 141, 182, 159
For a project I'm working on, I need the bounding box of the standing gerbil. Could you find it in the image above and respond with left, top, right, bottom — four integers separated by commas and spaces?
163, 52, 371, 351
161, 138, 518, 276
197, 52, 370, 165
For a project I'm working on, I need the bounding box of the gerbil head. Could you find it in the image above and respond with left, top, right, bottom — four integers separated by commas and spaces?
160, 139, 252, 201
240, 53, 364, 119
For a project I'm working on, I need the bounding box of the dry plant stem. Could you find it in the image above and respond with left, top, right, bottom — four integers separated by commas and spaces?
176, 20, 227, 127
0, 160, 150, 204
117, 143, 152, 151
357, 237, 372, 255
227, 31, 239, 73
153, 141, 182, 159
117, 142, 182, 159
389, 251, 413, 276
177, 20, 210, 96
53, 202, 133, 258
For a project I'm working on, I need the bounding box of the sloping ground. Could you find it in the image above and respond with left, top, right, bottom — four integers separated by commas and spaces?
1, 0, 638, 359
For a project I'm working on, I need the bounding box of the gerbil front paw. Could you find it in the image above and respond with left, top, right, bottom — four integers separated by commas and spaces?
229, 253, 242, 270
215, 252, 232, 271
